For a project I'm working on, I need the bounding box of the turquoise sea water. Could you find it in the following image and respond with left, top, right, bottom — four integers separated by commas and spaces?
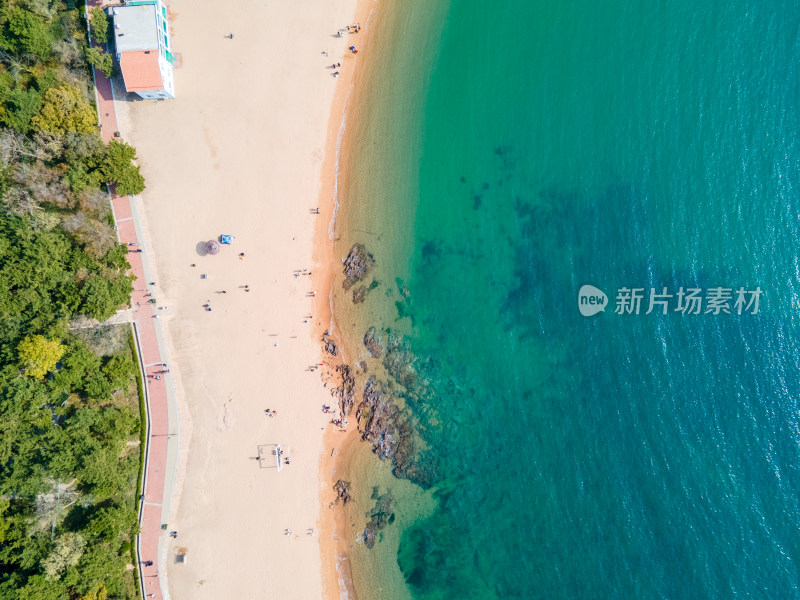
336, 1, 800, 598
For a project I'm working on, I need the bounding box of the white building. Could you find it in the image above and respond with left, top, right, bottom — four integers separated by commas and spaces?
112, 0, 175, 99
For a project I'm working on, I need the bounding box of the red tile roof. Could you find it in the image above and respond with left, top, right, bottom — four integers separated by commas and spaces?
119, 51, 163, 92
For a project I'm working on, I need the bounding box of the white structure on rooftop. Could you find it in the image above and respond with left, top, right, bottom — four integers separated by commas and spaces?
112, 0, 175, 99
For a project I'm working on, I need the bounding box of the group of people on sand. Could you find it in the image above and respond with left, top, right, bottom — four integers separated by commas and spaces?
330, 22, 361, 76
335, 23, 360, 37
284, 528, 315, 538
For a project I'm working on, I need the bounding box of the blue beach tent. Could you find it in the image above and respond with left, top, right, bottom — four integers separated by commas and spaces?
220, 234, 234, 245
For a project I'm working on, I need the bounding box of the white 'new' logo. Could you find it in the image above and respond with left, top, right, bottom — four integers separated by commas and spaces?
578, 285, 608, 316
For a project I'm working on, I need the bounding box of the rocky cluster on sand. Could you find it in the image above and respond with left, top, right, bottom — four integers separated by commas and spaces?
322, 335, 337, 356
332, 364, 356, 417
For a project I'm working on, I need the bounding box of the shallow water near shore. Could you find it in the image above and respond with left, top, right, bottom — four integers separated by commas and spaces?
334, 1, 800, 598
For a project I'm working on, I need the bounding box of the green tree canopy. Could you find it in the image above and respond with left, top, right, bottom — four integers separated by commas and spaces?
99, 140, 146, 196
84, 47, 114, 78
0, 7, 53, 61
31, 85, 97, 135
0, 87, 42, 133
88, 7, 108, 44
79, 274, 132, 322
0, 1, 145, 596
41, 533, 86, 580
16, 335, 65, 378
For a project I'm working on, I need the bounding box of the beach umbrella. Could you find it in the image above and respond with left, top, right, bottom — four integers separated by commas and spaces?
206, 240, 220, 255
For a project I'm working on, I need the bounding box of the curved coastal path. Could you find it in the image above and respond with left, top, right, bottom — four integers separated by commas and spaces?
87, 5, 179, 600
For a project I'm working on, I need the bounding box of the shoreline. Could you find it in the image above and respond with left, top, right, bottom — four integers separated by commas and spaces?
311, 1, 381, 598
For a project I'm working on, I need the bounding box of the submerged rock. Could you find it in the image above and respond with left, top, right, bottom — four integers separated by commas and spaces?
353, 285, 368, 304
396, 278, 411, 299
382, 330, 419, 390
363, 488, 395, 549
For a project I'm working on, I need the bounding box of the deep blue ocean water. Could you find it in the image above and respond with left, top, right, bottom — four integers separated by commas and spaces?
337, 2, 800, 598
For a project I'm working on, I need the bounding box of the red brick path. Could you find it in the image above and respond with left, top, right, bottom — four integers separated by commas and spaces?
87, 4, 174, 599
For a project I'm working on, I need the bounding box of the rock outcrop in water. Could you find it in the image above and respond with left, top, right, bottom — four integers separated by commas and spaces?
363, 327, 383, 358
355, 376, 436, 487
333, 479, 353, 505
342, 243, 375, 291
356, 377, 399, 460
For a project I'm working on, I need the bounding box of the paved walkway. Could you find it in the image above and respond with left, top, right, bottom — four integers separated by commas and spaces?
86, 5, 178, 600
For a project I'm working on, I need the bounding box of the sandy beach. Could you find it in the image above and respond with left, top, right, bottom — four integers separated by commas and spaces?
113, 0, 373, 597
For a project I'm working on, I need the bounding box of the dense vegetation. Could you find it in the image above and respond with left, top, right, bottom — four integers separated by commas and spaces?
0, 1, 146, 598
